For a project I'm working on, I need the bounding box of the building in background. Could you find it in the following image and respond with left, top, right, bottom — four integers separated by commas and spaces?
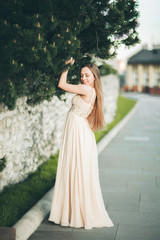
124, 45, 160, 94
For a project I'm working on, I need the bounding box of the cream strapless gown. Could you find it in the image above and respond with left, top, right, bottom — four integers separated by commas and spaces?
48, 87, 114, 230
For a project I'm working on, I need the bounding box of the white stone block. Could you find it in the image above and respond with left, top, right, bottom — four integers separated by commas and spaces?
0, 113, 4, 121
0, 134, 4, 142
6, 118, 12, 128
5, 131, 10, 140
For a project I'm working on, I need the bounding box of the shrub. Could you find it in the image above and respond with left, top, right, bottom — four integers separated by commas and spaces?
0, 0, 139, 109
0, 155, 7, 172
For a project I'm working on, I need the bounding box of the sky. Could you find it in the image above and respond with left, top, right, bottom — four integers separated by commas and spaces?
116, 0, 160, 61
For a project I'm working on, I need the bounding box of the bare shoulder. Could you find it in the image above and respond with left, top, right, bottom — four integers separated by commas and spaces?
78, 84, 93, 96
79, 85, 96, 104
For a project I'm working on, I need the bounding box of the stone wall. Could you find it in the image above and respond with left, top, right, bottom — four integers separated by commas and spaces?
0, 74, 119, 192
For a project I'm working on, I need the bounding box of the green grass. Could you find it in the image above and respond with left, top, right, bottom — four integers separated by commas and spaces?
0, 94, 137, 227
0, 153, 58, 227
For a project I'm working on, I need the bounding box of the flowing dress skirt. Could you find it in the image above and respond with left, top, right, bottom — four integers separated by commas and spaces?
48, 110, 114, 229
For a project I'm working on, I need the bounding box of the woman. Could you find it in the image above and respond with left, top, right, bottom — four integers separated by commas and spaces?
48, 57, 114, 230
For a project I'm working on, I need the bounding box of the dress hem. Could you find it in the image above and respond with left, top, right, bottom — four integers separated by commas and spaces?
48, 218, 114, 230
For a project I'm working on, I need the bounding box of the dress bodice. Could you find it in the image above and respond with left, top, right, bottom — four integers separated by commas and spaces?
70, 88, 96, 119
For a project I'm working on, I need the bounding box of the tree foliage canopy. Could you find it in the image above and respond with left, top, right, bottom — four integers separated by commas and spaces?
0, 0, 140, 109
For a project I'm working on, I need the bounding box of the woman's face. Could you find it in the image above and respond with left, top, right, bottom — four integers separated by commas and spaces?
80, 67, 95, 87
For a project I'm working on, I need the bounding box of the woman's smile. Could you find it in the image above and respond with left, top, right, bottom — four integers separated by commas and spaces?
80, 67, 95, 87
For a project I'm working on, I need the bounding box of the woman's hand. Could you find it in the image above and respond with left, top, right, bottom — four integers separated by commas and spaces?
65, 57, 75, 66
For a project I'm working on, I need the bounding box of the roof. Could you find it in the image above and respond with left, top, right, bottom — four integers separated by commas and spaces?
128, 49, 160, 65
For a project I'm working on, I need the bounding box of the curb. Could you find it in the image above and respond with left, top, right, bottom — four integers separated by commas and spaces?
13, 99, 139, 240
13, 188, 54, 240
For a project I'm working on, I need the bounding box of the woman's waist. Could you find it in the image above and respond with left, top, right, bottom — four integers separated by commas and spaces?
69, 105, 91, 119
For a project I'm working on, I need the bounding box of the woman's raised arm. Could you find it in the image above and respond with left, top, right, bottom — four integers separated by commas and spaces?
58, 58, 90, 96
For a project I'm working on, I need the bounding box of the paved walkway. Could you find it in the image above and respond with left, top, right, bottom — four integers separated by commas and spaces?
29, 93, 160, 240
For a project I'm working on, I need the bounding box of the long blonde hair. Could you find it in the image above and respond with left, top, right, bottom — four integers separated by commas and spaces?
80, 63, 106, 132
